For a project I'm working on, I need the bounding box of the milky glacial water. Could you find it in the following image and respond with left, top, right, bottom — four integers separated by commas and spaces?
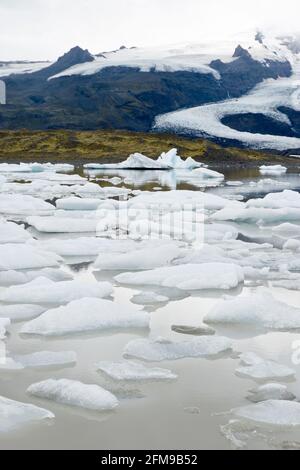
1, 165, 300, 450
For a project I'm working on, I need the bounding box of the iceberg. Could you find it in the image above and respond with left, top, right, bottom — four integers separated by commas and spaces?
233, 400, 300, 426
27, 379, 118, 411
85, 153, 170, 170
131, 291, 169, 305
247, 383, 296, 403
0, 396, 54, 432
0, 220, 31, 244
0, 245, 62, 271
157, 148, 202, 169
116, 263, 244, 291
0, 305, 45, 322
204, 292, 300, 330
123, 336, 232, 362
14, 351, 77, 368
0, 278, 113, 305
236, 352, 295, 381
259, 165, 287, 176
27, 216, 99, 233
94, 243, 184, 271
96, 360, 177, 381
0, 194, 54, 217
56, 197, 102, 211
21, 298, 149, 336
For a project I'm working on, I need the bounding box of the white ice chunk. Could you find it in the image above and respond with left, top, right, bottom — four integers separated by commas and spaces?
14, 351, 77, 368
56, 197, 102, 211
123, 336, 232, 362
0, 278, 113, 305
259, 165, 287, 176
0, 305, 45, 322
21, 298, 149, 336
236, 352, 295, 381
27, 216, 98, 233
0, 194, 54, 216
204, 292, 300, 330
116, 263, 244, 291
0, 245, 62, 271
233, 400, 300, 426
96, 360, 177, 381
94, 243, 184, 271
0, 220, 31, 244
27, 379, 118, 411
0, 396, 54, 432
247, 383, 296, 403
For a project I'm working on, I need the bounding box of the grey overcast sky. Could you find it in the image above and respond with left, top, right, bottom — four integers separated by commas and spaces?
1, 0, 300, 60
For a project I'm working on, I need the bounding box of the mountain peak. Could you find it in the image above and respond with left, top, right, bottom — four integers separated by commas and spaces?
233, 45, 252, 59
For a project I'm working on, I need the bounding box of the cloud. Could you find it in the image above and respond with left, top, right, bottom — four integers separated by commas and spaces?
0, 0, 300, 60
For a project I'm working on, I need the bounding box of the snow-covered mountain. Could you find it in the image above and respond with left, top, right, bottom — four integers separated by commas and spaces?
1, 31, 300, 151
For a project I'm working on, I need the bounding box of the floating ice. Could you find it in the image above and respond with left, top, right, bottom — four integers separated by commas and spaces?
94, 244, 184, 271
116, 263, 244, 291
157, 148, 202, 169
96, 360, 177, 381
233, 400, 300, 426
0, 305, 45, 322
259, 165, 287, 176
56, 197, 101, 211
236, 352, 295, 381
247, 383, 296, 403
85, 153, 170, 170
0, 194, 54, 217
204, 292, 300, 330
0, 268, 72, 287
0, 396, 54, 432
27, 379, 119, 411
0, 220, 31, 244
14, 351, 77, 368
0, 318, 10, 339
123, 336, 232, 362
21, 298, 149, 336
0, 278, 113, 305
0, 245, 62, 271
27, 216, 98, 233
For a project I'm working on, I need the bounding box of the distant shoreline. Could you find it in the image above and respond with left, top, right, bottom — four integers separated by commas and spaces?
0, 129, 298, 166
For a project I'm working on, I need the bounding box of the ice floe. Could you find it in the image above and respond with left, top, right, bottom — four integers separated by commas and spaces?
94, 243, 185, 271
0, 278, 113, 305
116, 263, 244, 291
27, 379, 119, 411
259, 165, 287, 176
232, 400, 300, 426
0, 245, 62, 271
0, 194, 54, 217
0, 396, 54, 432
247, 383, 296, 403
123, 336, 232, 361
0, 220, 31, 244
235, 352, 296, 381
204, 292, 300, 330
21, 298, 149, 336
13, 351, 77, 369
96, 360, 177, 381
0, 305, 46, 322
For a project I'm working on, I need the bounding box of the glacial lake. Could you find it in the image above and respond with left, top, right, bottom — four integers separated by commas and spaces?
1, 163, 300, 450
